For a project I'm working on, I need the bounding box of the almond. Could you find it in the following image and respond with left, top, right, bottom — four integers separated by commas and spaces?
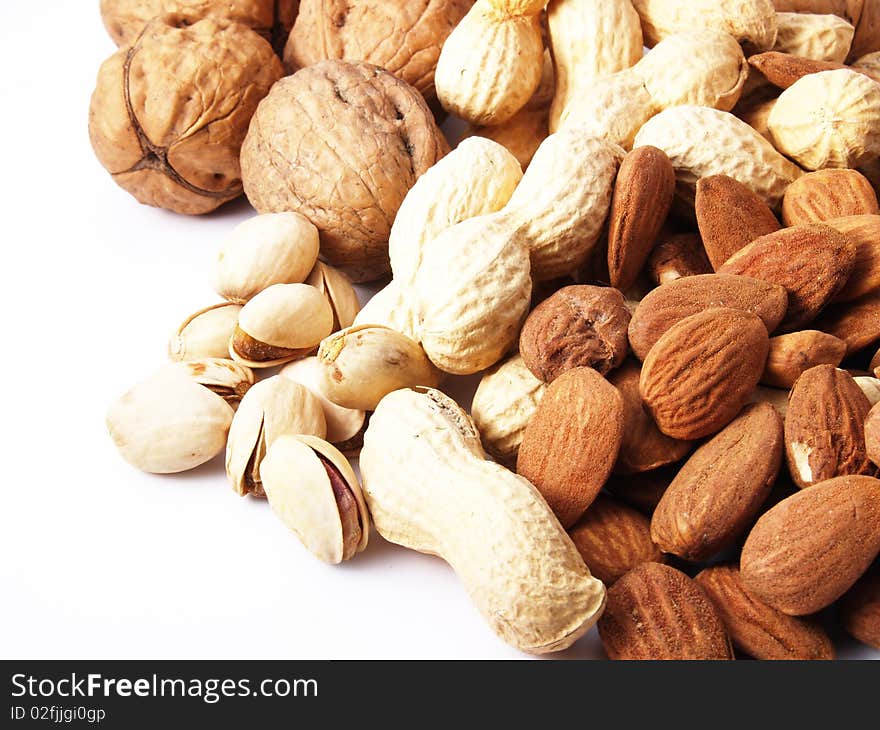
605, 467, 674, 514
695, 565, 835, 660
640, 308, 770, 440
568, 496, 665, 586
597, 562, 734, 661
519, 285, 631, 383
628, 273, 787, 361
839, 567, 880, 649
609, 361, 692, 475
867, 401, 880, 468
646, 232, 713, 285
717, 225, 857, 332
607, 147, 675, 291
651, 402, 783, 561
695, 174, 782, 270
517, 367, 624, 528
825, 215, 880, 302
748, 52, 848, 89
785, 364, 876, 488
762, 330, 847, 388
814, 289, 880, 354
740, 475, 880, 616
782, 170, 879, 227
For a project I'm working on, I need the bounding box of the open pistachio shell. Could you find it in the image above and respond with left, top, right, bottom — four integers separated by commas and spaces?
162, 358, 254, 408
238, 283, 334, 349
261, 434, 370, 563
168, 302, 242, 362
225, 376, 327, 497
306, 261, 362, 331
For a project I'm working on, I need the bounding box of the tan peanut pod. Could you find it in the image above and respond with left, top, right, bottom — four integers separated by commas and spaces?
471, 354, 547, 464
261, 435, 370, 564
857, 376, 880, 405
634, 105, 804, 210
631, 0, 778, 50
352, 281, 419, 339
168, 302, 242, 362
771, 0, 880, 61
360, 387, 606, 653
547, 0, 644, 131
853, 50, 880, 81
389, 137, 523, 287
435, 1, 546, 126
318, 325, 442, 410
773, 12, 855, 61
304, 262, 361, 332
769, 69, 880, 170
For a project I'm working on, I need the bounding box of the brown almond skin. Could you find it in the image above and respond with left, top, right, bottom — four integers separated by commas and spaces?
517, 367, 624, 528
783, 171, 879, 227
814, 289, 880, 355
519, 285, 631, 383
748, 52, 848, 89
696, 565, 835, 660
651, 402, 783, 561
605, 467, 675, 514
785, 364, 876, 488
647, 233, 713, 285
825, 215, 880, 302
740, 475, 880, 616
696, 175, 782, 270
762, 330, 847, 388
609, 361, 692, 475
717, 225, 857, 332
607, 147, 675, 291
640, 308, 770, 440
628, 273, 787, 360
867, 401, 880, 468
598, 562, 734, 661
839, 567, 880, 649
568, 496, 665, 586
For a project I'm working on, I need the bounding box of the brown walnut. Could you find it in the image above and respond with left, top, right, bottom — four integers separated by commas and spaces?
283, 0, 472, 103
89, 16, 283, 215
241, 60, 449, 282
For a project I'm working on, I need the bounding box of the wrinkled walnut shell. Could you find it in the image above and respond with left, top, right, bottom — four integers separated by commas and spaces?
241, 60, 449, 282
89, 16, 283, 215
283, 0, 472, 102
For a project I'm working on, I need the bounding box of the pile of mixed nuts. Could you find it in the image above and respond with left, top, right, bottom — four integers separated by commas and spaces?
97, 0, 880, 659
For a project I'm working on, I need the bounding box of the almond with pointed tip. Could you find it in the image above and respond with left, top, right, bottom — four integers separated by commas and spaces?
762, 330, 847, 388
696, 174, 781, 269
607, 147, 675, 291
782, 170, 879, 226
740, 474, 880, 615
840, 567, 880, 649
824, 215, 880, 301
814, 289, 880, 354
748, 51, 847, 88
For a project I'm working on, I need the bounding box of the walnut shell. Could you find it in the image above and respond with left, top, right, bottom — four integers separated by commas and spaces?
89, 16, 283, 215
100, 0, 300, 49
241, 60, 449, 282
283, 0, 472, 102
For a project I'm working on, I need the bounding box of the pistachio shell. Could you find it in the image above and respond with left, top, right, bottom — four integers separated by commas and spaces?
107, 369, 234, 474
213, 212, 320, 303
304, 261, 361, 331
225, 376, 327, 497
162, 358, 254, 407
168, 302, 242, 362
237, 283, 334, 350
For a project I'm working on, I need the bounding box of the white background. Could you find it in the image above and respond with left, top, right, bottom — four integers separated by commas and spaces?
0, 2, 875, 660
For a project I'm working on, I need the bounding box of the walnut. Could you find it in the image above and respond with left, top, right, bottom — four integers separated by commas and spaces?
100, 0, 300, 50
241, 60, 449, 282
89, 16, 283, 215
283, 0, 472, 103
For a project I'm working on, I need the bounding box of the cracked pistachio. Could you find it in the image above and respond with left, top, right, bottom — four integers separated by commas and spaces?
261, 434, 370, 564
168, 302, 242, 362
229, 283, 333, 369
305, 261, 362, 331
317, 325, 442, 411
162, 358, 254, 408
213, 213, 320, 304
280, 357, 366, 451
107, 368, 234, 474
226, 376, 327, 497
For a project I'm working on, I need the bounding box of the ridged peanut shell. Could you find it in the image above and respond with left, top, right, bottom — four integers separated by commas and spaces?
773, 11, 855, 62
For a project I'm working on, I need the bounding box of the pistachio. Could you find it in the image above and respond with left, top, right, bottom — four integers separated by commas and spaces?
280, 357, 366, 449
107, 369, 234, 474
261, 435, 370, 564
229, 283, 334, 368
212, 212, 320, 304
225, 376, 327, 498
305, 261, 362, 331
317, 325, 442, 411
168, 302, 242, 362
162, 358, 254, 408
